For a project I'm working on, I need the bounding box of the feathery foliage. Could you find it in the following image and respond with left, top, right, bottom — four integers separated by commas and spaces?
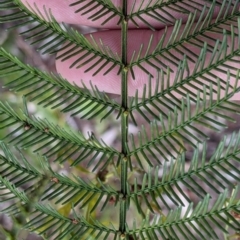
0, 0, 240, 239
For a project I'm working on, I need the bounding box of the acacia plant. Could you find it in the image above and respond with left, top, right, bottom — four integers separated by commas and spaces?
0, 0, 240, 239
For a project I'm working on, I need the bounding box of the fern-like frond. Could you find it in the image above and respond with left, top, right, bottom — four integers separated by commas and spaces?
128, 131, 240, 214
0, 176, 30, 214
0, 142, 41, 185
0, 177, 118, 240
0, 48, 121, 121
0, 143, 51, 216
0, 0, 240, 238
0, 143, 48, 212
41, 171, 118, 213
130, 19, 240, 123
128, 0, 239, 78
129, 77, 240, 167
0, 101, 120, 169
25, 204, 118, 240
0, 0, 122, 75
69, 0, 122, 26
0, 142, 118, 213
127, 0, 221, 30
127, 188, 240, 240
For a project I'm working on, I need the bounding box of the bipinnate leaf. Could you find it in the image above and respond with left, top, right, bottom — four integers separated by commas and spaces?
0, 0, 240, 239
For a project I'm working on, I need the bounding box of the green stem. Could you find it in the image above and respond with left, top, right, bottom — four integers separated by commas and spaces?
119, 0, 128, 235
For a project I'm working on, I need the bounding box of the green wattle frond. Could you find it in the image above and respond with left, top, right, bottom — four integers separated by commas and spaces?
0, 48, 121, 121
0, 142, 118, 213
25, 204, 118, 240
0, 176, 30, 215
0, 143, 50, 215
0, 101, 120, 169
127, 188, 240, 240
128, 0, 239, 78
69, 0, 122, 26
0, 0, 240, 238
130, 19, 240, 123
128, 131, 240, 214
0, 143, 39, 180
127, 0, 225, 30
0, 177, 118, 239
41, 171, 118, 212
0, 0, 122, 75
0, 142, 42, 188
128, 76, 240, 168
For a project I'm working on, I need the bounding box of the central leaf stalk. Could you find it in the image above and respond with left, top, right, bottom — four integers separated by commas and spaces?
119, 0, 128, 235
